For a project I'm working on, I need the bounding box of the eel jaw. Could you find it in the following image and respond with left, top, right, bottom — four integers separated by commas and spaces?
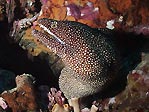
38, 23, 65, 45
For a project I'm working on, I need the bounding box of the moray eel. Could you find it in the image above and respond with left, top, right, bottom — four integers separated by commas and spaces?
32, 18, 120, 99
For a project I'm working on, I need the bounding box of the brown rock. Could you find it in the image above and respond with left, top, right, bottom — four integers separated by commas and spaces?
108, 0, 132, 13
1, 74, 37, 112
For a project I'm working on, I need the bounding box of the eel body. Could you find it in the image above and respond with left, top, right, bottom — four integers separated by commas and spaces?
32, 18, 120, 99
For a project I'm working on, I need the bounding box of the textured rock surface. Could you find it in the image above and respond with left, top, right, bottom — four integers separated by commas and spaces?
0, 74, 37, 111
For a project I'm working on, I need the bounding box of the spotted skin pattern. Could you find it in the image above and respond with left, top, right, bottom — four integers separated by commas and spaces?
32, 18, 120, 99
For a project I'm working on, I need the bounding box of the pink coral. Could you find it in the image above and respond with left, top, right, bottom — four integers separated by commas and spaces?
40, 0, 48, 5
80, 2, 99, 20
130, 24, 149, 36
48, 88, 65, 110
66, 2, 99, 20
66, 3, 81, 19
0, 97, 7, 110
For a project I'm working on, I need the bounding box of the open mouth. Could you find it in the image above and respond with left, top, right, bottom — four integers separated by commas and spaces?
38, 23, 65, 45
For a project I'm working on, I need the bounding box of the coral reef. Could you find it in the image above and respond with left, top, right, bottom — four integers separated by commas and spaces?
37, 0, 149, 29
0, 60, 148, 112
0, 0, 149, 112
5, 0, 40, 23
7, 0, 149, 78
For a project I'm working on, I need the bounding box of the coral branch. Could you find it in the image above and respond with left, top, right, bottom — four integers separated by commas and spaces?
0, 97, 7, 110
68, 98, 80, 112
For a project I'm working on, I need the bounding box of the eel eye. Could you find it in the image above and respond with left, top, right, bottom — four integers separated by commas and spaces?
51, 21, 57, 28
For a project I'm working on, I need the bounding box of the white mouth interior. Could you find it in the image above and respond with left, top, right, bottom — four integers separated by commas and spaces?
39, 23, 65, 45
